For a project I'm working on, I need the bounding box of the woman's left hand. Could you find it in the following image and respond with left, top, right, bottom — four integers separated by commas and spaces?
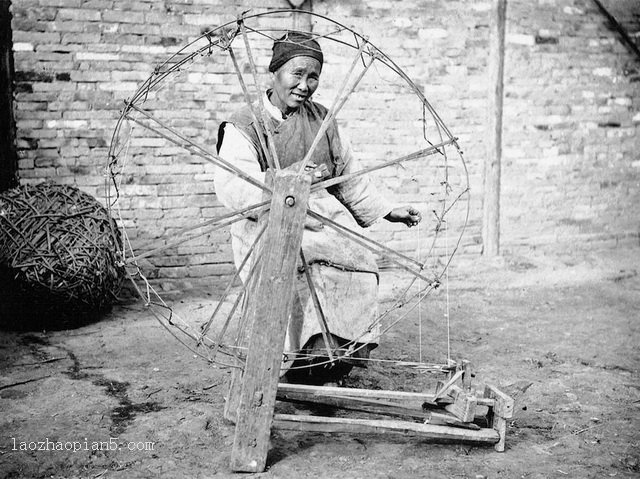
384, 206, 422, 228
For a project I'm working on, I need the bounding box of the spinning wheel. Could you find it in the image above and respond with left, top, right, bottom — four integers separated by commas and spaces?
107, 9, 469, 375
105, 10, 511, 473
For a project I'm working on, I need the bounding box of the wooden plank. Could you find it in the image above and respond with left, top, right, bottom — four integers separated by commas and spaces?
484, 383, 514, 419
277, 388, 431, 420
591, 0, 640, 60
292, 1, 313, 31
223, 368, 243, 423
426, 411, 481, 430
299, 249, 336, 360
491, 416, 507, 452
278, 383, 451, 405
484, 384, 514, 452
460, 360, 473, 391
433, 370, 464, 401
0, 1, 18, 192
230, 171, 311, 473
482, 0, 506, 256
444, 385, 477, 423
273, 414, 499, 444
278, 382, 496, 408
278, 384, 490, 427
224, 259, 261, 423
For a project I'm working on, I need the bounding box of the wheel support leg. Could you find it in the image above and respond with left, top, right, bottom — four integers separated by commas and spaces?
230, 170, 311, 472
484, 383, 514, 452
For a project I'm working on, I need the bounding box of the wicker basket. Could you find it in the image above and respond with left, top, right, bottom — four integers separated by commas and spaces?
0, 182, 124, 324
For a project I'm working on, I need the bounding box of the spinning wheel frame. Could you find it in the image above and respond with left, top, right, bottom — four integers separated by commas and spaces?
106, 9, 471, 373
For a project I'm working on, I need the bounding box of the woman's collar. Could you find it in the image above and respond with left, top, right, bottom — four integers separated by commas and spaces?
263, 90, 284, 120
263, 89, 307, 120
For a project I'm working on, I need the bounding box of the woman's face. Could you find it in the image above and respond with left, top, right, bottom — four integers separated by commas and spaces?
270, 56, 321, 114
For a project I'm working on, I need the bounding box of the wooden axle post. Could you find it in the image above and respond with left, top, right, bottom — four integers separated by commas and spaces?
484, 383, 514, 452
229, 170, 311, 473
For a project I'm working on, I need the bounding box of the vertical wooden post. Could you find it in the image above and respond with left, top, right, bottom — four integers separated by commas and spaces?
482, 0, 506, 257
0, 0, 18, 192
459, 359, 473, 392
484, 383, 514, 452
223, 288, 252, 423
290, 0, 313, 32
230, 170, 311, 473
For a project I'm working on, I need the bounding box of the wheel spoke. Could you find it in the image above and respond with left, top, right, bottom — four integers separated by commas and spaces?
232, 252, 263, 349
300, 249, 336, 361
237, 19, 281, 170
306, 209, 436, 284
226, 41, 278, 171
126, 104, 271, 194
126, 208, 263, 264
297, 39, 373, 173
311, 138, 456, 193
198, 221, 267, 347
209, 252, 261, 361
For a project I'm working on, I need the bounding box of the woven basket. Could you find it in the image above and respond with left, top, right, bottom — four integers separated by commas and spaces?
0, 182, 124, 319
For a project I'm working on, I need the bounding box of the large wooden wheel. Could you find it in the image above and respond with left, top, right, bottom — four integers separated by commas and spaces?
106, 10, 470, 376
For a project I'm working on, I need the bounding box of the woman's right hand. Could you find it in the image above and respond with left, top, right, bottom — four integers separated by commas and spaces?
282, 161, 328, 184
303, 162, 329, 184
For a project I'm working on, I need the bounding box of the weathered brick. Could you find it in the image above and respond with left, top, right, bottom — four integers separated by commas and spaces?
13, 42, 35, 51
188, 264, 236, 278
14, 31, 61, 43
97, 81, 137, 91
61, 32, 101, 43
75, 52, 120, 61
39, 0, 82, 6
56, 8, 101, 22
48, 20, 84, 32
183, 14, 222, 27
82, 0, 114, 8
102, 10, 145, 24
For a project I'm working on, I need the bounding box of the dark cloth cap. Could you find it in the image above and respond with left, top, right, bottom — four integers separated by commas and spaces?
268, 31, 323, 73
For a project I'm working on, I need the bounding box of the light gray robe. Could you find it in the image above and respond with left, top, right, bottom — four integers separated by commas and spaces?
214, 93, 394, 369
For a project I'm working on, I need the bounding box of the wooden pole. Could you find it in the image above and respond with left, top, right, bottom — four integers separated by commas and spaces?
591, 0, 640, 61
291, 0, 313, 31
0, 0, 18, 192
484, 383, 514, 452
482, 0, 506, 257
230, 170, 311, 473
273, 414, 500, 444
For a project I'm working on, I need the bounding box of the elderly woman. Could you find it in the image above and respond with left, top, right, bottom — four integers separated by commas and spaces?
215, 32, 421, 385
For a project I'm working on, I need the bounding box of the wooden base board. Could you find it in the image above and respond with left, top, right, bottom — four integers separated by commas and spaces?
228, 374, 513, 472
274, 382, 512, 451
273, 414, 500, 445
277, 382, 495, 407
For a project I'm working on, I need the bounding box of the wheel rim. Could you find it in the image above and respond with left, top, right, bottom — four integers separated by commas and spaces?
105, 9, 470, 373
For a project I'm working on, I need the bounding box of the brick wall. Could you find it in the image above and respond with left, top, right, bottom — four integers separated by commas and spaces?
9, 0, 640, 291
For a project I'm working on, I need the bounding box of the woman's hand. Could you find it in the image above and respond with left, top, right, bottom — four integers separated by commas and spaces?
384, 206, 422, 228
303, 162, 329, 184
281, 161, 329, 184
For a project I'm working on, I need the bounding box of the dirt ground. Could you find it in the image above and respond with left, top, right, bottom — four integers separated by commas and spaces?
0, 247, 639, 479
